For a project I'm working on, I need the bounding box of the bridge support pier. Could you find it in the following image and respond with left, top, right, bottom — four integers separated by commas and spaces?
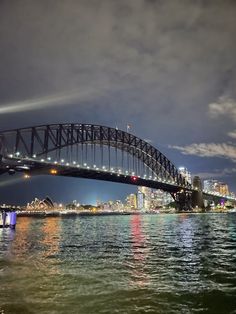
191, 190, 204, 209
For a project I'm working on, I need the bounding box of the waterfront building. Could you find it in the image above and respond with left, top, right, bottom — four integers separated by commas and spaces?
137, 187, 173, 209
113, 200, 124, 211
126, 194, 137, 209
26, 197, 55, 211
137, 190, 144, 209
138, 186, 152, 209
230, 192, 236, 199
151, 189, 163, 208
203, 180, 229, 196
162, 192, 174, 206
216, 182, 229, 196
203, 179, 219, 193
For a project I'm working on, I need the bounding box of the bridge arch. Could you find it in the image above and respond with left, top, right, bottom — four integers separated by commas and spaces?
0, 123, 190, 188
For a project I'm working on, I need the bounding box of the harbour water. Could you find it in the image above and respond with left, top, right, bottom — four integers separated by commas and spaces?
0, 213, 236, 314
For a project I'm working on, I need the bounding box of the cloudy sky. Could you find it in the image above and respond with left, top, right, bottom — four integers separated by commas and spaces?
0, 0, 235, 204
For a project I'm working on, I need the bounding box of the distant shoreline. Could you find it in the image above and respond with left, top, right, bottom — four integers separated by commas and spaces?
16, 209, 236, 217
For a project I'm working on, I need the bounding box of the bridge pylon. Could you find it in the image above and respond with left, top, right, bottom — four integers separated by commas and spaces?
191, 190, 204, 209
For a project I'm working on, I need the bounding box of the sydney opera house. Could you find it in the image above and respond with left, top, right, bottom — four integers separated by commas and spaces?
26, 197, 55, 211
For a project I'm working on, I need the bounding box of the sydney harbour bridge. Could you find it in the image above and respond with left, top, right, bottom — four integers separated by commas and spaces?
0, 123, 235, 210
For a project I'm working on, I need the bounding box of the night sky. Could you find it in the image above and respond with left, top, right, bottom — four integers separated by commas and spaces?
0, 0, 235, 205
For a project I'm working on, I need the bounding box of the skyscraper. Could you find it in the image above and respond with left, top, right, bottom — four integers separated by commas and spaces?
178, 167, 192, 184
203, 180, 230, 196
137, 190, 144, 209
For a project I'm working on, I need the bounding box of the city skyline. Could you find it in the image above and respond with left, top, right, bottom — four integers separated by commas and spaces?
1, 170, 235, 208
0, 1, 236, 203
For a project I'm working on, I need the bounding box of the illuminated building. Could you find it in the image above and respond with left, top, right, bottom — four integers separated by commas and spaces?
161, 191, 174, 206
113, 200, 124, 211
137, 191, 144, 209
204, 180, 229, 196
230, 192, 236, 199
203, 179, 218, 193
138, 187, 173, 209
126, 194, 137, 209
26, 197, 55, 210
178, 167, 192, 184
138, 186, 152, 209
216, 182, 229, 196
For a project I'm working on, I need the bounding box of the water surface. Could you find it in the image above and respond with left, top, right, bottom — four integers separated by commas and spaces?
1, 213, 236, 313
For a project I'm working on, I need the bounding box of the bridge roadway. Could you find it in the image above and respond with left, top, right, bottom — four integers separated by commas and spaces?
2, 155, 185, 194
1, 156, 235, 207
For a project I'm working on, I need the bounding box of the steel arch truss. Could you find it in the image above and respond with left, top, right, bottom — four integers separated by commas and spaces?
0, 123, 191, 188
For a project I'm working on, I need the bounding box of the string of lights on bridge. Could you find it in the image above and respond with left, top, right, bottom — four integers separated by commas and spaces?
7, 151, 236, 201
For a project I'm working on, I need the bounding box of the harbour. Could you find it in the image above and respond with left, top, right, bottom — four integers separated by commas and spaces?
1, 213, 236, 314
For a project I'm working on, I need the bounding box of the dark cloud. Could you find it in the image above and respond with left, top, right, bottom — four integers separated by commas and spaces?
0, 0, 236, 203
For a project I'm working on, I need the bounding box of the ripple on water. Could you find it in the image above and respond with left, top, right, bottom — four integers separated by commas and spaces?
1, 213, 236, 313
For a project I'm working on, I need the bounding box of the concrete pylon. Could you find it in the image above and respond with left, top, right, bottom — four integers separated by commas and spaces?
191, 190, 204, 208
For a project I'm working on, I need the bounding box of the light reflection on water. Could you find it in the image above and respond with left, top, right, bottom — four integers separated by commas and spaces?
0, 213, 236, 314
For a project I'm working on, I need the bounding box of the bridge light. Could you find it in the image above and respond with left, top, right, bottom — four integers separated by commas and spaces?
131, 176, 138, 182
40, 159, 45, 162
9, 154, 13, 158
84, 163, 87, 167
93, 164, 96, 168
77, 164, 80, 167
73, 161, 76, 165
32, 154, 36, 158
54, 161, 58, 164
15, 152, 20, 156
50, 169, 58, 175
47, 157, 51, 161
61, 159, 64, 163
24, 174, 30, 179
66, 163, 70, 166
